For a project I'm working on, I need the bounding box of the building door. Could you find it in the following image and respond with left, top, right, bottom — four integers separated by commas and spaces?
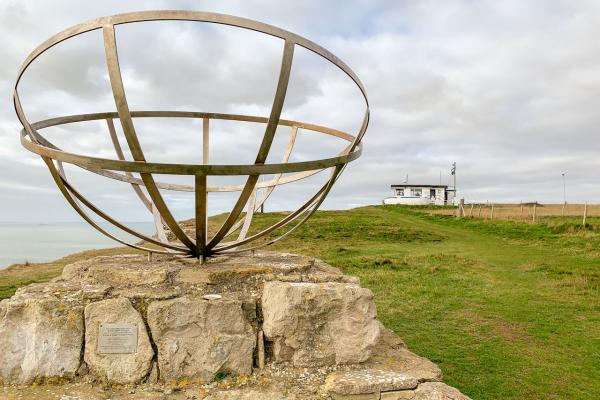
429, 189, 436, 198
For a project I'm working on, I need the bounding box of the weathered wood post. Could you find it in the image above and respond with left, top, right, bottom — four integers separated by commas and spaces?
456, 198, 465, 218
532, 203, 537, 223
520, 202, 524, 219
490, 203, 495, 220
469, 203, 474, 217
583, 202, 588, 226
478, 204, 483, 217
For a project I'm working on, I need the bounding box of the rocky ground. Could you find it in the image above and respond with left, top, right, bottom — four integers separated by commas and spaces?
0, 252, 470, 399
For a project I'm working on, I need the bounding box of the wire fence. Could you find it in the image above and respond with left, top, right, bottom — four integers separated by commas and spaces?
430, 203, 600, 224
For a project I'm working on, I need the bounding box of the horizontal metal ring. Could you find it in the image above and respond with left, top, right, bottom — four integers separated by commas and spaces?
22, 111, 362, 176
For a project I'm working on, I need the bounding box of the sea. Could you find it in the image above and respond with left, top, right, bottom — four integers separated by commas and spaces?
0, 221, 155, 269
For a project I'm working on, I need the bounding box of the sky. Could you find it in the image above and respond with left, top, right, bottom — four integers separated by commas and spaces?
1, 0, 600, 223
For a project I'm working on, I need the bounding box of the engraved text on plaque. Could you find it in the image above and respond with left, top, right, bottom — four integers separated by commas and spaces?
97, 322, 138, 354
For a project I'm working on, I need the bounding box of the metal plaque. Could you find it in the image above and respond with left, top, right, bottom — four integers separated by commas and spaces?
97, 322, 138, 354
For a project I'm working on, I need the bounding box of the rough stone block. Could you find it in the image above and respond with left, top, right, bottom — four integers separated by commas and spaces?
324, 370, 418, 396
412, 382, 471, 399
62, 256, 171, 286
331, 393, 381, 400
381, 390, 416, 399
367, 327, 443, 383
205, 388, 298, 399
148, 296, 255, 382
84, 297, 154, 384
262, 281, 380, 366
112, 286, 180, 300
175, 264, 272, 285
81, 284, 112, 300
0, 289, 83, 383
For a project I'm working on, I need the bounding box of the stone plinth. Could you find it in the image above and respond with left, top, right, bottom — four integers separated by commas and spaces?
148, 297, 256, 382
0, 252, 471, 399
262, 281, 380, 366
84, 297, 154, 384
0, 283, 83, 384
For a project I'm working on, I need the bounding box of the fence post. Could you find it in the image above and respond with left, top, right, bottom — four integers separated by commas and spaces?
583, 202, 588, 226
456, 198, 465, 218
469, 203, 474, 217
490, 203, 495, 220
532, 203, 537, 223
520, 202, 524, 219
478, 204, 482, 217
562, 202, 565, 217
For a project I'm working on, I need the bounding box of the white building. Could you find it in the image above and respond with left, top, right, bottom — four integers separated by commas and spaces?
383, 184, 456, 206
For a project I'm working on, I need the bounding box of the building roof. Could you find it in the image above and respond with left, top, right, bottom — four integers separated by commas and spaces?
391, 184, 450, 189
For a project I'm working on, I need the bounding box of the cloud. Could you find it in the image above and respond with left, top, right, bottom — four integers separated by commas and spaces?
1, 0, 600, 224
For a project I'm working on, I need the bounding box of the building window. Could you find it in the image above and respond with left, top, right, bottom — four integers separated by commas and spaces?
395, 188, 404, 196
413, 188, 422, 197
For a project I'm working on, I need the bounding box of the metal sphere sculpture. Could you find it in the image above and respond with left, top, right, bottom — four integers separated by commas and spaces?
13, 11, 369, 260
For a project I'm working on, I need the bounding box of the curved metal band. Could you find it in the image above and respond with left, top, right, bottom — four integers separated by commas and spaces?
106, 119, 170, 243
24, 110, 355, 188
215, 140, 349, 252
26, 114, 330, 193
226, 125, 299, 239
31, 112, 356, 142
13, 11, 369, 259
13, 11, 368, 111
106, 118, 153, 210
102, 24, 196, 252
216, 164, 343, 253
215, 174, 330, 252
206, 39, 295, 251
42, 157, 185, 255
60, 176, 188, 252
21, 128, 361, 176
13, 11, 369, 154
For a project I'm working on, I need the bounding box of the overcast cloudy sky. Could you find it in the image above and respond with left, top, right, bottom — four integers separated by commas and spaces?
1, 0, 600, 223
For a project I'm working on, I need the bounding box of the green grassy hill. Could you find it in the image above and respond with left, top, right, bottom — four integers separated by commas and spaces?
2, 205, 599, 399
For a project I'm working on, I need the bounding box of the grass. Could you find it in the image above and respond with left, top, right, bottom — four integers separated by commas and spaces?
0, 247, 139, 299
1, 205, 599, 399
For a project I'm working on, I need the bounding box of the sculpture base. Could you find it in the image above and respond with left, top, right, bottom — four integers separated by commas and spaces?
0, 252, 470, 399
